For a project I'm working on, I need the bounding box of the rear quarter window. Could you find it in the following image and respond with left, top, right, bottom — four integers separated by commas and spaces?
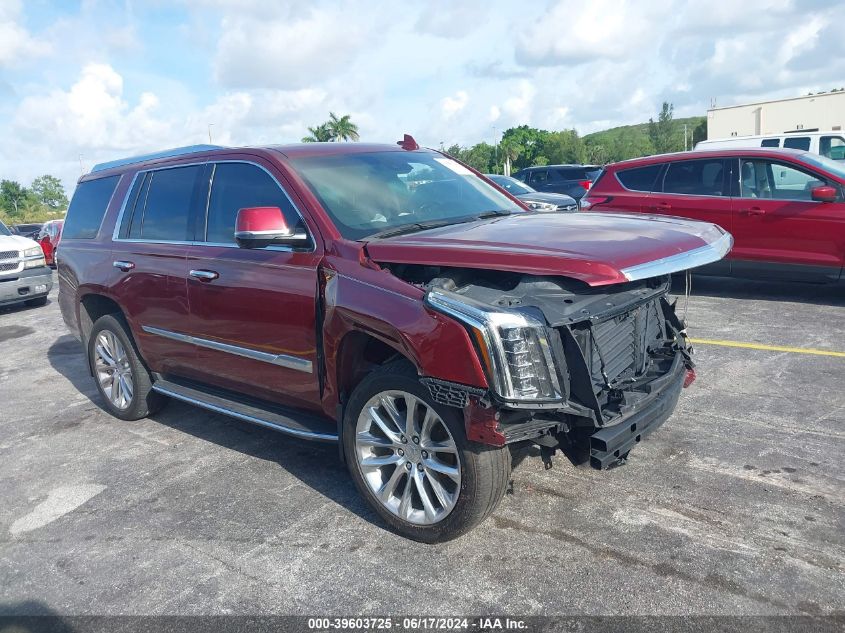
616, 164, 662, 192
783, 136, 811, 151
63, 176, 120, 239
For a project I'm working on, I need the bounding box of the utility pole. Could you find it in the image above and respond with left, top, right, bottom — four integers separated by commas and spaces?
493, 125, 498, 172
208, 124, 214, 144
683, 124, 688, 151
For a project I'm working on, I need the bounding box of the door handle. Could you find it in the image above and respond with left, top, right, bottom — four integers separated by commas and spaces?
189, 269, 219, 282
741, 207, 766, 216
113, 260, 135, 272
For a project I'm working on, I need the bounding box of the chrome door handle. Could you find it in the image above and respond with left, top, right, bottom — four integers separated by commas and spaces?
189, 269, 219, 282
741, 207, 766, 216
113, 260, 135, 272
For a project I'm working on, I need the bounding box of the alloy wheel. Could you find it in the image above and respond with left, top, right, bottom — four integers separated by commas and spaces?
355, 390, 461, 525
94, 330, 134, 410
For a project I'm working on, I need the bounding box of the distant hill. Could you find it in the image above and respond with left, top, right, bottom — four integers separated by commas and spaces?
582, 116, 706, 163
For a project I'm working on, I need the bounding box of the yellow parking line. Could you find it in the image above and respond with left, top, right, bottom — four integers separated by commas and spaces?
688, 338, 845, 358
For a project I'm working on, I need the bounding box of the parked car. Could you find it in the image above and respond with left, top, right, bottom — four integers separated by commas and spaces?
696, 131, 845, 161
0, 218, 53, 308
582, 148, 845, 283
58, 141, 730, 542
12, 223, 43, 240
38, 219, 64, 267
484, 174, 578, 212
513, 164, 603, 201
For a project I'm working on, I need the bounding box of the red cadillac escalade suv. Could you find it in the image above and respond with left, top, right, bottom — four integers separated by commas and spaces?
58, 139, 731, 542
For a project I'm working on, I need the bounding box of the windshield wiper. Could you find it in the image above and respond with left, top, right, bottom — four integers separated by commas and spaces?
365, 219, 459, 240
475, 210, 512, 219
365, 211, 512, 241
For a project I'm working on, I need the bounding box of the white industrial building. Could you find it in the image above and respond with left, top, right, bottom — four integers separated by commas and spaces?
706, 91, 845, 139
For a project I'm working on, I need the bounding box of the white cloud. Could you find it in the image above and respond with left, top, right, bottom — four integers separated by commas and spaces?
441, 90, 469, 118
0, 0, 50, 66
213, 6, 374, 89
516, 0, 654, 66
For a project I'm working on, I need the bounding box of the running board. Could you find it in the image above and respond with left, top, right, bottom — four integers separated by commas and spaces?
151, 378, 338, 442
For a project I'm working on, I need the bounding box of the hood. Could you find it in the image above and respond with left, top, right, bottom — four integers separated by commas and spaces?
0, 234, 39, 251
366, 212, 732, 286
517, 191, 577, 206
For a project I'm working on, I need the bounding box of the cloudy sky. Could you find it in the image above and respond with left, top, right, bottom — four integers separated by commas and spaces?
1, 0, 843, 193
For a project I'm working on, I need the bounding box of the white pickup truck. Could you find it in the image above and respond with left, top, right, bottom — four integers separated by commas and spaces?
0, 219, 53, 308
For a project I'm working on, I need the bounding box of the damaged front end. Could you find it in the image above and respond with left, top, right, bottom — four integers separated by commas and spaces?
390, 265, 695, 469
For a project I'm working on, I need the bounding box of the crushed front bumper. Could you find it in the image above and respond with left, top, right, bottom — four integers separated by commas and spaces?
589, 352, 686, 469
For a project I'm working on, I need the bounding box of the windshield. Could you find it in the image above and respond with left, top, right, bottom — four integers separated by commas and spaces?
291, 151, 523, 239
487, 174, 535, 195
800, 153, 845, 180
0, 220, 11, 237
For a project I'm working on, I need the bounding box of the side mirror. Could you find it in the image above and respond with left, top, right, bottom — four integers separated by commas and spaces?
234, 206, 308, 249
811, 185, 838, 203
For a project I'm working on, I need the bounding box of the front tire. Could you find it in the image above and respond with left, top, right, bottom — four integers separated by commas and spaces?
87, 314, 164, 421
343, 361, 510, 543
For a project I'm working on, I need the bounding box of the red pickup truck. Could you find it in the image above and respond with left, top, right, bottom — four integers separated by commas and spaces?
58, 140, 730, 541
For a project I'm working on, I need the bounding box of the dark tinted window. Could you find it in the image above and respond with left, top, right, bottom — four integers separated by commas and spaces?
134, 166, 201, 241
761, 138, 780, 147
528, 170, 548, 184
783, 136, 811, 151
205, 163, 301, 243
121, 172, 149, 238
556, 168, 583, 179
63, 176, 119, 239
616, 164, 662, 191
662, 159, 727, 196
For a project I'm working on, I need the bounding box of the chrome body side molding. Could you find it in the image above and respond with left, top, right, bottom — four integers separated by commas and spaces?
142, 325, 313, 373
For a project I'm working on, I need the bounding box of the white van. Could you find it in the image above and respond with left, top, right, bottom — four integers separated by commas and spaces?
695, 131, 845, 160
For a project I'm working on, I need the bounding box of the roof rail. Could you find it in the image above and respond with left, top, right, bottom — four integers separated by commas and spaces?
90, 144, 225, 173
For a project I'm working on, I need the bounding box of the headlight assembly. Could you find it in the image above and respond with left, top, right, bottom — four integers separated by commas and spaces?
525, 201, 557, 212
425, 290, 563, 403
23, 246, 46, 269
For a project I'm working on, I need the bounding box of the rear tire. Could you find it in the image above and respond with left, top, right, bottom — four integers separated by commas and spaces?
87, 314, 165, 421
343, 360, 510, 543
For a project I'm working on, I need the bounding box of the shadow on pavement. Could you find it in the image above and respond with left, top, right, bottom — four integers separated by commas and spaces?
676, 275, 845, 307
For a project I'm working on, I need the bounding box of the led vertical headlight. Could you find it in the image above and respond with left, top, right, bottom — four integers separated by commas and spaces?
425, 290, 563, 403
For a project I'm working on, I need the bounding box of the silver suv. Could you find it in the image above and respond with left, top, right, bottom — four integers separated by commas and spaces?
0, 219, 53, 308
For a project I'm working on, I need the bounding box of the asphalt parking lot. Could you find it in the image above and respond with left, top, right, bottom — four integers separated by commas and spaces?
0, 273, 843, 616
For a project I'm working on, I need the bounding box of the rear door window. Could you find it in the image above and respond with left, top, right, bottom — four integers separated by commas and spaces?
661, 159, 728, 196
127, 165, 203, 241
616, 164, 662, 192
783, 136, 811, 151
63, 176, 120, 239
528, 170, 548, 185
204, 163, 301, 244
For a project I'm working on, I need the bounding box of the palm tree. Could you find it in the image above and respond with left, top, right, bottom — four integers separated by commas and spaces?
326, 112, 360, 142
301, 123, 333, 143
499, 139, 521, 176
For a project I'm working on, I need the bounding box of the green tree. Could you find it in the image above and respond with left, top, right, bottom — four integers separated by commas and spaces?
30, 175, 68, 210
0, 180, 29, 218
301, 123, 333, 142
692, 119, 707, 146
498, 139, 521, 176
501, 125, 551, 170
542, 129, 586, 164
326, 112, 360, 142
648, 102, 682, 154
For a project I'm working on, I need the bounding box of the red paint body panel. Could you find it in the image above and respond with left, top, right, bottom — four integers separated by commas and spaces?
365, 212, 714, 286
586, 148, 845, 280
